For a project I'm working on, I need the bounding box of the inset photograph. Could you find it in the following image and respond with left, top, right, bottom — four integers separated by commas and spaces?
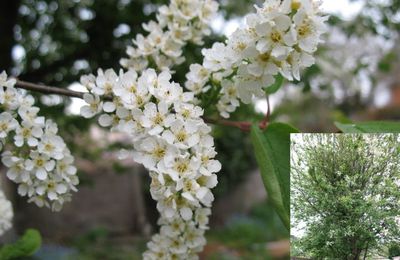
290, 134, 400, 259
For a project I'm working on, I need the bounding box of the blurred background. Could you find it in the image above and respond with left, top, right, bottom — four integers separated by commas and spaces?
0, 0, 399, 259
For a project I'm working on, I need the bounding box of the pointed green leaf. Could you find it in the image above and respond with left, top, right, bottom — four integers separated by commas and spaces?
0, 229, 42, 259
265, 74, 284, 94
250, 122, 299, 230
335, 121, 400, 133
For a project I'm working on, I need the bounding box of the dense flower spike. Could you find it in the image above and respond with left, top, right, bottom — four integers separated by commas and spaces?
185, 0, 328, 118
0, 186, 13, 236
0, 71, 78, 212
120, 0, 218, 72
80, 68, 221, 259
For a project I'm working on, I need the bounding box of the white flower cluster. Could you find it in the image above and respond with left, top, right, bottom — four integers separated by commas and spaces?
0, 186, 13, 236
120, 0, 218, 72
0, 71, 78, 211
313, 26, 393, 103
80, 68, 221, 259
185, 0, 327, 118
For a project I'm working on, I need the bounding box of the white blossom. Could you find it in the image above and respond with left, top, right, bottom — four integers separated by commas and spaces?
0, 112, 18, 138
0, 187, 13, 236
141, 101, 175, 135
25, 151, 55, 181
37, 133, 66, 160
13, 120, 43, 147
133, 136, 177, 170
0, 72, 19, 110
93, 69, 118, 96
80, 68, 221, 259
121, 0, 219, 72
162, 119, 200, 149
0, 71, 79, 211
0, 71, 16, 88
80, 93, 102, 118
185, 0, 327, 117
2, 152, 30, 182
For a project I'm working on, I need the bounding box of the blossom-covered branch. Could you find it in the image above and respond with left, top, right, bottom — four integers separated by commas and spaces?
185, 0, 327, 118
121, 0, 218, 71
13, 78, 255, 131
78, 68, 222, 259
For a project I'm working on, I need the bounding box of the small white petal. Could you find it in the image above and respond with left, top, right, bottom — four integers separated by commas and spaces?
180, 207, 193, 221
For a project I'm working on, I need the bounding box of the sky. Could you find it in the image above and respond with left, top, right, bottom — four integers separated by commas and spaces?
320, 0, 364, 19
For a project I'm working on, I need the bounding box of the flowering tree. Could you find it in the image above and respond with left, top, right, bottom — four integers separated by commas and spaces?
0, 0, 399, 259
291, 134, 400, 259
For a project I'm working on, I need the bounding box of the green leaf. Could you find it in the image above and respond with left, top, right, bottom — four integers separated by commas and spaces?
335, 121, 400, 133
250, 122, 299, 230
331, 111, 352, 124
265, 74, 284, 95
378, 51, 396, 72
0, 229, 42, 259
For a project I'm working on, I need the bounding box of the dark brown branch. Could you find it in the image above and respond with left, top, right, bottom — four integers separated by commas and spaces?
15, 79, 85, 99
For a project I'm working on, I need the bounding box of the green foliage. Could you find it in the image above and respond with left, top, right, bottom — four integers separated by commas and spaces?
69, 202, 289, 260
378, 51, 397, 72
265, 74, 284, 95
70, 227, 146, 259
389, 243, 400, 258
208, 200, 289, 260
291, 134, 400, 259
250, 123, 299, 230
0, 229, 42, 260
211, 204, 288, 247
335, 121, 400, 133
73, 227, 109, 249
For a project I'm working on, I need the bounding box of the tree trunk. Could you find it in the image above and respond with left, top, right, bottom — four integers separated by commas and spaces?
353, 250, 361, 260
350, 237, 362, 260
363, 243, 369, 260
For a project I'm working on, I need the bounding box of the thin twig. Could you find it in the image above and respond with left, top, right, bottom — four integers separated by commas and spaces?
259, 95, 270, 130
15, 79, 84, 99
203, 117, 252, 132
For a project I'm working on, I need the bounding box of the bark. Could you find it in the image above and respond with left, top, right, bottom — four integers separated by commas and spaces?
363, 243, 369, 260
350, 237, 362, 260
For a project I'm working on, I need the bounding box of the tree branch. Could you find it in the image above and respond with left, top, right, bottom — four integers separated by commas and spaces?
203, 117, 252, 132
15, 79, 84, 99
13, 78, 256, 132
259, 95, 270, 130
